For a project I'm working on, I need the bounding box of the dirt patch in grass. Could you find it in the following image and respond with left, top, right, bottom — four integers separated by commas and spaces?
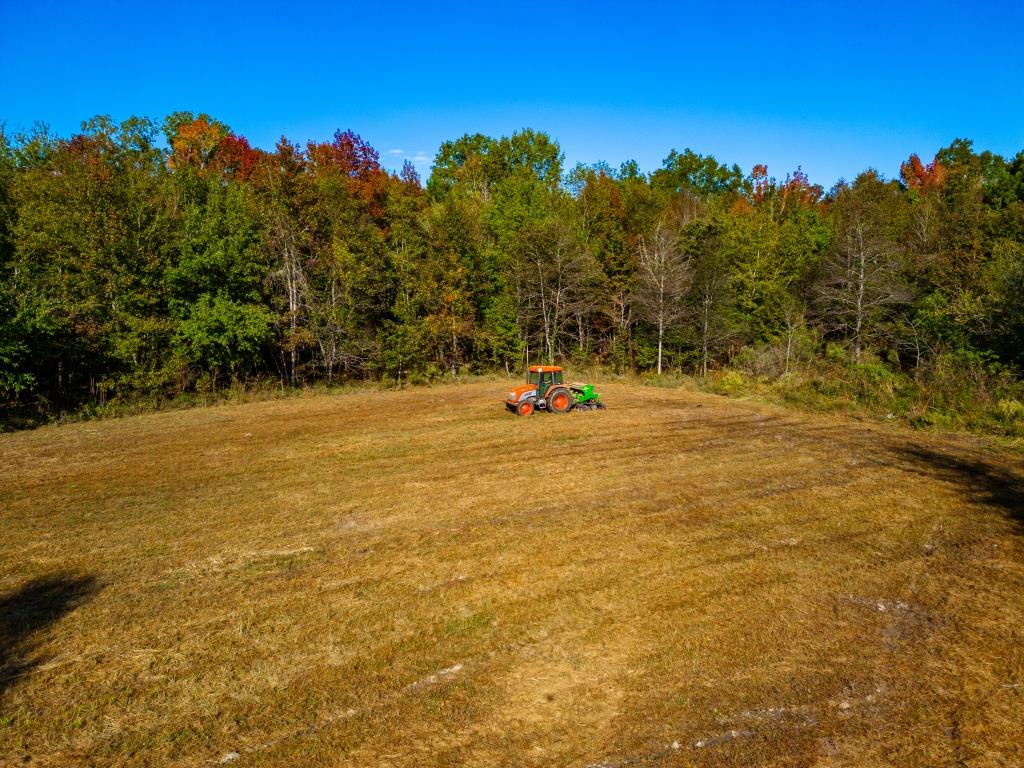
1, 381, 1022, 766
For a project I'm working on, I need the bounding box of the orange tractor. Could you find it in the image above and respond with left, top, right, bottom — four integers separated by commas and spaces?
505, 365, 605, 416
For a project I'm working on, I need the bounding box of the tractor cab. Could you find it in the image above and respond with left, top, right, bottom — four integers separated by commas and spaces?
527, 366, 564, 394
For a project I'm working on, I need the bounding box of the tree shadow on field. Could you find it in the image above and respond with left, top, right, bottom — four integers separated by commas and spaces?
0, 573, 99, 698
888, 445, 1024, 531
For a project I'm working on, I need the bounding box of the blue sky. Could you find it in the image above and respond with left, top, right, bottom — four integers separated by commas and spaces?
2, 1, 1022, 187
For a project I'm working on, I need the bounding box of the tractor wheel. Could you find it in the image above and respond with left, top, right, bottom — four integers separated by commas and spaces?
547, 387, 573, 414
516, 399, 535, 416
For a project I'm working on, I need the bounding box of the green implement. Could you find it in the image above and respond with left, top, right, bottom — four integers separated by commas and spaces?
570, 383, 606, 412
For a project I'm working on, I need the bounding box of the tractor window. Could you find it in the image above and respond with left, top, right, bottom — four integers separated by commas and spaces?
528, 370, 564, 389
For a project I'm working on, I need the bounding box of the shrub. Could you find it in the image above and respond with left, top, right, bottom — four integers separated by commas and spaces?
849, 361, 900, 404
996, 398, 1024, 422
714, 370, 747, 393
825, 342, 848, 363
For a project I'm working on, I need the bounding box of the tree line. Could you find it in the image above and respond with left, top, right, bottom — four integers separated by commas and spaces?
1, 113, 1023, 422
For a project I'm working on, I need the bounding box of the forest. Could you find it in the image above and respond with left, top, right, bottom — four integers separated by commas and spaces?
1, 113, 1023, 429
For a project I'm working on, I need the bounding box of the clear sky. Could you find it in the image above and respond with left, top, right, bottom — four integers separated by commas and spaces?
2, 1, 1022, 187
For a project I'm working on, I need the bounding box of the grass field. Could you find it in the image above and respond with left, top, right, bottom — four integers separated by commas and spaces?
1, 380, 1023, 767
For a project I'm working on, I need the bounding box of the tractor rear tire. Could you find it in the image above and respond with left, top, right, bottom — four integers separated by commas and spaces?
517, 399, 535, 416
547, 387, 573, 414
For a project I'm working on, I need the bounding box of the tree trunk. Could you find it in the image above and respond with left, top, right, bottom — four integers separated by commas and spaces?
853, 227, 866, 362
785, 328, 793, 374
700, 292, 711, 378
657, 315, 664, 375
282, 242, 302, 387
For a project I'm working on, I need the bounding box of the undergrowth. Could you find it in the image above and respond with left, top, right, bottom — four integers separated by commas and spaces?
669, 347, 1024, 448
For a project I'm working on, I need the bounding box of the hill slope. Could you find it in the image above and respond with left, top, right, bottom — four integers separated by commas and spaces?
1, 382, 1023, 767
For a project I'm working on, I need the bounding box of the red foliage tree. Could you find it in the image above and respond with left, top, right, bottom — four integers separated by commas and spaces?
900, 154, 946, 190
213, 134, 264, 181
307, 130, 391, 218
780, 167, 823, 210
751, 163, 770, 203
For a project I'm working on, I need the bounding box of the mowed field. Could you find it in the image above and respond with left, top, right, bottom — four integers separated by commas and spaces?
1, 381, 1023, 767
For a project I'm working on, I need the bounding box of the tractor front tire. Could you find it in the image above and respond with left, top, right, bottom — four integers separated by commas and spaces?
517, 399, 535, 416
547, 387, 573, 414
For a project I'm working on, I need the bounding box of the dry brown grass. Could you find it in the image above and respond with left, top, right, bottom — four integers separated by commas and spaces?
1, 380, 1023, 767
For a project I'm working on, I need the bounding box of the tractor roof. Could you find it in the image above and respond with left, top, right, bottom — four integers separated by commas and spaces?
528, 365, 563, 372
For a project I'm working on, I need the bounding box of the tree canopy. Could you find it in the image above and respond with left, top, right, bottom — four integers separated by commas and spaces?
2, 114, 1024, 426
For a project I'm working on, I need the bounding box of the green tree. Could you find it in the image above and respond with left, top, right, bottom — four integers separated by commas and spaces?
652, 148, 744, 199
167, 173, 270, 386
984, 239, 1024, 368
0, 125, 34, 402
174, 293, 272, 385
687, 219, 737, 376
9, 117, 171, 406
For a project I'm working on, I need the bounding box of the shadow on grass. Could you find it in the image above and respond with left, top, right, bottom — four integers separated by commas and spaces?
0, 573, 99, 698
889, 445, 1024, 530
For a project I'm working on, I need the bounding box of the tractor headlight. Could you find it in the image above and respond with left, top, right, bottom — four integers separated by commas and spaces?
508, 391, 517, 402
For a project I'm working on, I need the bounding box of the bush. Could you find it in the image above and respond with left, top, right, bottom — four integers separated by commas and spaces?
923, 349, 1007, 413
633, 338, 657, 370
711, 370, 747, 394
910, 409, 956, 430
849, 360, 901, 404
733, 344, 782, 378
995, 398, 1024, 435
734, 327, 819, 380
996, 398, 1024, 422
825, 342, 848, 363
